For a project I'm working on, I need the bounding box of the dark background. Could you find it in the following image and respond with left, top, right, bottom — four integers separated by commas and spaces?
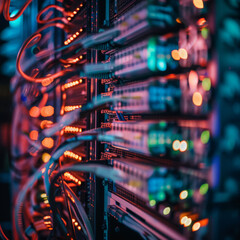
0, 14, 13, 237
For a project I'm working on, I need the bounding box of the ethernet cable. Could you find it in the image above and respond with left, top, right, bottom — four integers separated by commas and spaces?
2, 0, 32, 21
17, 23, 74, 83
37, 4, 69, 24
41, 95, 127, 138
14, 162, 125, 240
64, 183, 94, 240
47, 163, 126, 238
0, 224, 9, 240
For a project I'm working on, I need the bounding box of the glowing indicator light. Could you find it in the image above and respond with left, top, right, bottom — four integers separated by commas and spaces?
178, 48, 188, 59
192, 92, 203, 106
64, 151, 82, 161
149, 200, 156, 207
163, 207, 171, 215
172, 140, 181, 151
171, 50, 180, 61
40, 120, 53, 129
64, 105, 82, 112
180, 141, 188, 152
29, 130, 39, 141
202, 78, 211, 91
189, 71, 199, 90
184, 218, 192, 227
29, 106, 40, 118
197, 18, 206, 26
193, 0, 204, 9
199, 183, 209, 195
41, 106, 54, 117
201, 28, 209, 39
180, 216, 188, 225
41, 78, 54, 87
42, 153, 51, 163
192, 222, 201, 232
42, 138, 54, 149
201, 130, 210, 144
180, 190, 188, 200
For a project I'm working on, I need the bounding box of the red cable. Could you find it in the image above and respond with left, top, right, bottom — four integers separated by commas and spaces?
0, 224, 9, 240
3, 0, 32, 21
37, 4, 67, 24
16, 22, 72, 83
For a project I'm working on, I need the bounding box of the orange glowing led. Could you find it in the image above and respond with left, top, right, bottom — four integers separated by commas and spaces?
179, 190, 188, 200
64, 105, 82, 112
42, 138, 54, 149
64, 150, 82, 161
41, 78, 54, 87
29, 130, 39, 141
29, 106, 40, 118
180, 216, 188, 225
180, 141, 188, 152
192, 222, 201, 232
179, 48, 188, 59
192, 92, 203, 106
172, 140, 180, 151
64, 172, 82, 185
40, 120, 53, 129
184, 218, 192, 227
64, 126, 83, 133
41, 106, 54, 117
193, 0, 204, 9
197, 18, 206, 26
42, 153, 51, 163
171, 50, 180, 61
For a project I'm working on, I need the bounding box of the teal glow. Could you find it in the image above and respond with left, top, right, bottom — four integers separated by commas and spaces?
147, 38, 157, 71
157, 59, 167, 71
9, 10, 23, 28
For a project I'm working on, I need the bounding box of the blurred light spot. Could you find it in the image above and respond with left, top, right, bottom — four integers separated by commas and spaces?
193, 0, 204, 9
180, 216, 188, 225
42, 153, 51, 163
189, 71, 199, 90
178, 48, 188, 59
163, 207, 171, 215
40, 120, 53, 129
42, 138, 54, 149
29, 130, 38, 141
192, 92, 203, 106
201, 130, 210, 144
171, 50, 180, 60
149, 200, 156, 207
202, 78, 211, 91
29, 106, 40, 118
200, 183, 209, 195
184, 218, 192, 227
180, 190, 188, 200
172, 140, 180, 151
180, 141, 188, 152
192, 222, 201, 232
41, 106, 54, 117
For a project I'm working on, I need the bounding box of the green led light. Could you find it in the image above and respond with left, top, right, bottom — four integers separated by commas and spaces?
201, 130, 210, 144
200, 183, 209, 195
147, 38, 157, 71
163, 207, 171, 215
201, 28, 209, 39
149, 200, 156, 207
157, 191, 166, 201
202, 78, 211, 91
